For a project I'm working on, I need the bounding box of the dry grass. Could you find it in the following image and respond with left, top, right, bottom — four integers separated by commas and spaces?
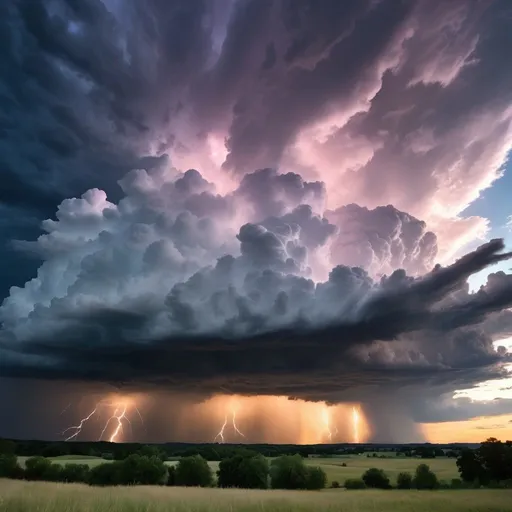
1, 479, 511, 512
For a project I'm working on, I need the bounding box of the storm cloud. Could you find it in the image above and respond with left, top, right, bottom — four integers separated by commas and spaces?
1, 0, 512, 441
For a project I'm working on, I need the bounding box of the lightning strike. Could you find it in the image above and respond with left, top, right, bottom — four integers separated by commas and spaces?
214, 403, 246, 443
321, 406, 338, 442
62, 397, 141, 443
214, 414, 228, 443
352, 406, 360, 444
62, 405, 100, 441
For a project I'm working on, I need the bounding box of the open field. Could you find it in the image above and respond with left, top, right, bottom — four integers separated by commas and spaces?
17, 455, 459, 485
0, 479, 510, 512
303, 456, 459, 483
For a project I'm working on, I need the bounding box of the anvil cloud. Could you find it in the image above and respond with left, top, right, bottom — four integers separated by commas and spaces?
0, 0, 512, 442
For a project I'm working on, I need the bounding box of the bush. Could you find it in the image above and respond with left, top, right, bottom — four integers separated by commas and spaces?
450, 478, 464, 489
217, 453, 269, 489
270, 455, 308, 490
362, 467, 391, 489
344, 478, 366, 489
0, 454, 24, 479
60, 463, 90, 483
24, 457, 53, 481
330, 480, 340, 488
88, 462, 122, 486
0, 440, 16, 456
175, 455, 213, 487
305, 466, 327, 490
413, 464, 439, 490
117, 454, 167, 485
396, 471, 412, 489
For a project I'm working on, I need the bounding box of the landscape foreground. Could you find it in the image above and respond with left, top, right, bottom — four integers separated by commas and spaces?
1, 479, 512, 512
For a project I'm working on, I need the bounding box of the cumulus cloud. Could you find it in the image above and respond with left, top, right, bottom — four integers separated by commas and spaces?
1, 167, 512, 408
1, 0, 512, 440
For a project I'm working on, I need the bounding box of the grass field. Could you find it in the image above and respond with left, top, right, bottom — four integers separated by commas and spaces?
1, 479, 510, 512
17, 455, 459, 485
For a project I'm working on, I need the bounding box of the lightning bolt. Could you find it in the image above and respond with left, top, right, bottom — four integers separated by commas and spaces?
214, 414, 228, 443
62, 398, 140, 443
62, 405, 100, 441
352, 406, 360, 444
321, 406, 338, 442
214, 405, 245, 443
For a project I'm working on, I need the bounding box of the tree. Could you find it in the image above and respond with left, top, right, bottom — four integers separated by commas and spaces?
478, 438, 512, 482
60, 463, 90, 483
362, 468, 391, 489
270, 455, 309, 490
175, 455, 213, 487
413, 464, 439, 490
137, 445, 167, 462
0, 439, 16, 455
117, 454, 167, 485
217, 453, 269, 489
24, 456, 53, 481
396, 472, 412, 489
456, 448, 486, 484
88, 461, 122, 486
0, 454, 23, 479
305, 466, 327, 490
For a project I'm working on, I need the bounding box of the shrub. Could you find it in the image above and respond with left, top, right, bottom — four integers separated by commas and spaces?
117, 454, 167, 485
175, 455, 213, 487
0, 454, 23, 479
305, 466, 327, 490
396, 471, 412, 489
60, 463, 90, 483
341, 462, 347, 467
330, 480, 340, 488
88, 462, 122, 486
450, 478, 463, 489
362, 467, 391, 489
344, 478, 366, 489
217, 453, 269, 489
24, 457, 53, 481
413, 464, 439, 490
270, 455, 308, 490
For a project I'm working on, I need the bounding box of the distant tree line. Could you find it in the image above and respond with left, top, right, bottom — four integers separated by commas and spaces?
0, 437, 464, 461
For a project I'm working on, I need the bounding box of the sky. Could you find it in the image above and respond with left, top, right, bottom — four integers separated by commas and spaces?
1, 0, 512, 445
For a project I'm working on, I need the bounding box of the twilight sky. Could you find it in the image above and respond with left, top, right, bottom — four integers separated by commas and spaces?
1, 0, 512, 444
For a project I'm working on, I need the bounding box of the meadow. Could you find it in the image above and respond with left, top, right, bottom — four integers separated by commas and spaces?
1, 479, 511, 512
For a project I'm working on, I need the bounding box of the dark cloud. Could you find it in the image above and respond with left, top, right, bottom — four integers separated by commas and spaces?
1, 0, 512, 441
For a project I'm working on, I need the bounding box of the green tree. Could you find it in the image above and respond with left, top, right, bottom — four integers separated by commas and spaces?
305, 466, 327, 490
396, 471, 412, 489
456, 448, 486, 484
60, 463, 90, 483
0, 454, 23, 479
175, 455, 213, 487
413, 464, 439, 490
362, 467, 391, 489
116, 454, 167, 485
478, 438, 512, 482
270, 455, 309, 490
0, 439, 16, 455
217, 453, 269, 489
24, 456, 53, 481
88, 461, 123, 486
